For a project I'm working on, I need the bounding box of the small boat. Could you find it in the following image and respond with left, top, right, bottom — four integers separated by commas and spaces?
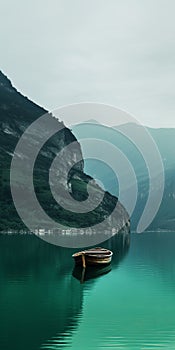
72, 247, 113, 268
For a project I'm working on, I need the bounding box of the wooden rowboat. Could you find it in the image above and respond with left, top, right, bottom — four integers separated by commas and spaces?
72, 247, 113, 268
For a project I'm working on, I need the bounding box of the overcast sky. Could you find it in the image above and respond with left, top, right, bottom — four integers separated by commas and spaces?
1, 0, 175, 128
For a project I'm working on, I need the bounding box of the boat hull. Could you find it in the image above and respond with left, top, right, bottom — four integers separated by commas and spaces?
73, 264, 112, 282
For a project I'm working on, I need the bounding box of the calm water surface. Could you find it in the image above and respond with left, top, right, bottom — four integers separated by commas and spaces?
0, 232, 175, 349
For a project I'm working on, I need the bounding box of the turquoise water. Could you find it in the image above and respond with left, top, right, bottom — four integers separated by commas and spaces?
0, 232, 175, 349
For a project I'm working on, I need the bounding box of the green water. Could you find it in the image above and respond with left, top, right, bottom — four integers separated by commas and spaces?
0, 232, 175, 349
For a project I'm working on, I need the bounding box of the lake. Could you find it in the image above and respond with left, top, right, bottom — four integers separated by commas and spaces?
0, 231, 175, 349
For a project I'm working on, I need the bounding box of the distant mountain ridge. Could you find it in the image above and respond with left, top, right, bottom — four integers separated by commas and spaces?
72, 121, 175, 231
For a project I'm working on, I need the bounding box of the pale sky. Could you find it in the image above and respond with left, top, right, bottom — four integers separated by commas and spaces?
1, 0, 175, 128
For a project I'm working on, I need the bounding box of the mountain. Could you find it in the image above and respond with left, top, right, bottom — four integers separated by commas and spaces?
0, 71, 129, 233
72, 121, 175, 231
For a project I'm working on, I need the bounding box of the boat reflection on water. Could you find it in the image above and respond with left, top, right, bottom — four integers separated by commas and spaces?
0, 229, 130, 350
72, 231, 130, 283
73, 264, 112, 283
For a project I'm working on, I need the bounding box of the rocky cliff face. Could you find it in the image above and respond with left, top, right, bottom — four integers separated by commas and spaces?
0, 71, 129, 234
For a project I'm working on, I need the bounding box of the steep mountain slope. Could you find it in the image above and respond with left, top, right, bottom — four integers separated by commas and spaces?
0, 71, 129, 233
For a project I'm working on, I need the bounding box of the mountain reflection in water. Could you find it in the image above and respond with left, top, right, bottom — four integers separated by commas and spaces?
0, 231, 130, 350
